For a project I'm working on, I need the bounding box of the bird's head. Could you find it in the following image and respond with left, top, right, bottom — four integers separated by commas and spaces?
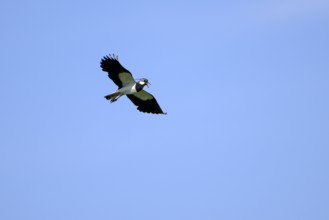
137, 78, 150, 87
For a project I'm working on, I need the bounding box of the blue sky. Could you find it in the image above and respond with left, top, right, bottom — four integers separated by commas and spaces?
1, 0, 329, 219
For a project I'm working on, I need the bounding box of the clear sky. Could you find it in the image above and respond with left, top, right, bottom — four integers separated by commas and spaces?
1, 0, 329, 219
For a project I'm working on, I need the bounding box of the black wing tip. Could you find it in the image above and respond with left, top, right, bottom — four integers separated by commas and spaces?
137, 107, 167, 115
101, 53, 118, 61
100, 54, 120, 71
148, 111, 167, 115
127, 94, 166, 115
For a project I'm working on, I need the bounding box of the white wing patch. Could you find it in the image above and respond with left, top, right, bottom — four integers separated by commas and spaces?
118, 72, 135, 86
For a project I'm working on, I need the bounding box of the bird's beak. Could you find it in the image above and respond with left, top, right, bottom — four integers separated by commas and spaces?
146, 82, 151, 87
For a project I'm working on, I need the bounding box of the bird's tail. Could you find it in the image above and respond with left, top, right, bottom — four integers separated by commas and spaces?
104, 92, 121, 103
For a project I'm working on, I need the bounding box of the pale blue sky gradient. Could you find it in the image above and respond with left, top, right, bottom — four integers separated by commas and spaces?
1, 1, 329, 220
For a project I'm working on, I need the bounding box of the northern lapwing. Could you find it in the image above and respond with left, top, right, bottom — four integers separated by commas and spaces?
100, 54, 167, 115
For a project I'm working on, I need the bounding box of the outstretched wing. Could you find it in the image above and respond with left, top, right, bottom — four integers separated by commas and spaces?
127, 90, 166, 114
100, 54, 135, 88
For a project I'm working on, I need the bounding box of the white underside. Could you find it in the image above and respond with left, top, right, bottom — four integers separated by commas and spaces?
110, 82, 154, 102
117, 82, 138, 95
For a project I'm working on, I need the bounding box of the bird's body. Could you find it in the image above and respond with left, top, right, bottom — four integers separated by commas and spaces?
100, 54, 166, 114
104, 79, 146, 102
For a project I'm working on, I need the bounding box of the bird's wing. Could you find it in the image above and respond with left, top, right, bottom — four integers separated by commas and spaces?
100, 54, 135, 88
127, 90, 166, 114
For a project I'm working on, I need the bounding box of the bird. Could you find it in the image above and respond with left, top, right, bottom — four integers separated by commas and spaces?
100, 54, 167, 115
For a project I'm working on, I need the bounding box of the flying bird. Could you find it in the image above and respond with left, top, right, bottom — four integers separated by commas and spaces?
100, 54, 166, 114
